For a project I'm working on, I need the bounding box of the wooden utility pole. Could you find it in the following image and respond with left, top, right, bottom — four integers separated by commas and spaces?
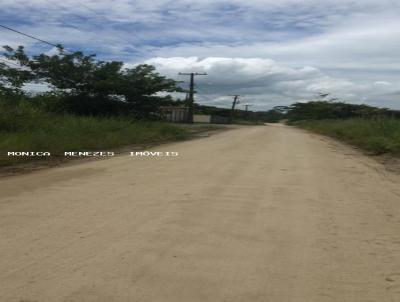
178, 72, 207, 123
229, 95, 240, 124
244, 104, 252, 120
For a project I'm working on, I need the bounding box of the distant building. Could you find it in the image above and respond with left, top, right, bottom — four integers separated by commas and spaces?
193, 114, 211, 123
193, 114, 230, 124
160, 107, 231, 124
159, 106, 190, 123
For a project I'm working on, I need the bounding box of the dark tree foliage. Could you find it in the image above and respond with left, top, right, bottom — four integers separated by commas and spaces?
286, 101, 400, 121
0, 48, 34, 98
254, 109, 286, 122
2, 45, 182, 117
193, 104, 231, 116
193, 103, 286, 123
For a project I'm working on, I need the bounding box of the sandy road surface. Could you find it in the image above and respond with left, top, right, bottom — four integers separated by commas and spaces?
1, 124, 400, 302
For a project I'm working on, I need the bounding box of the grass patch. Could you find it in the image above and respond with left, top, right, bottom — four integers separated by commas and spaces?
293, 118, 400, 155
0, 102, 189, 167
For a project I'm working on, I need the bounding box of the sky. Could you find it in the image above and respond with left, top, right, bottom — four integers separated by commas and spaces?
1, 0, 399, 110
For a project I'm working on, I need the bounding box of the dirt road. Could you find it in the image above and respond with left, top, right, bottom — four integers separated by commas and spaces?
1, 124, 400, 302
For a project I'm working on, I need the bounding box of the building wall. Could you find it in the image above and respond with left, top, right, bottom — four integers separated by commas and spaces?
160, 107, 189, 123
193, 114, 211, 123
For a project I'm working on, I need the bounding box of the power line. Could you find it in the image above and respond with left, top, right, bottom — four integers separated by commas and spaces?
0, 19, 129, 87
0, 23, 86, 85
42, 0, 129, 55
74, 2, 109, 19
42, 0, 144, 60
0, 9, 136, 88
2, 3, 137, 60
47, 0, 137, 52
0, 23, 63, 49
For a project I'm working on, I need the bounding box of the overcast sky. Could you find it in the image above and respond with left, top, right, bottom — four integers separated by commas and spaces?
1, 0, 400, 110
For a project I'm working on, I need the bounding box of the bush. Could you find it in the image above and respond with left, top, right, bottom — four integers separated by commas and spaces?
294, 118, 400, 155
287, 101, 400, 121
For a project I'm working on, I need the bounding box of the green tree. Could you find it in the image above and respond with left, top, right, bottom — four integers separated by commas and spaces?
0, 48, 33, 98
3, 45, 181, 116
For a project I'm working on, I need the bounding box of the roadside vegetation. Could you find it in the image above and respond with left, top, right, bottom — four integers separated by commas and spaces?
0, 101, 189, 166
193, 103, 285, 123
280, 97, 400, 155
0, 44, 283, 169
294, 119, 400, 155
0, 45, 198, 168
3, 44, 399, 167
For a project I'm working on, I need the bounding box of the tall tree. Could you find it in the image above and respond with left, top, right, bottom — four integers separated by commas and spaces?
0, 47, 33, 98
3, 45, 182, 116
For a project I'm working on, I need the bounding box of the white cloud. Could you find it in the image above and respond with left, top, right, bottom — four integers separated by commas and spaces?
1, 0, 400, 109
144, 56, 371, 110
374, 81, 392, 86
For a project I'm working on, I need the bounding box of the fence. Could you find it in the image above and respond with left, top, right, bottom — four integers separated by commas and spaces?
159, 106, 190, 123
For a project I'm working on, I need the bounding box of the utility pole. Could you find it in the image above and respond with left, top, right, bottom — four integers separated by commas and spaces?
178, 72, 207, 123
244, 104, 252, 112
229, 95, 240, 124
244, 104, 252, 120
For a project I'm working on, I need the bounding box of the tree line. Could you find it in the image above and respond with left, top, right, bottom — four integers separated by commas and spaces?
2, 45, 398, 123
272, 100, 400, 122
0, 45, 184, 118
0, 45, 288, 123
